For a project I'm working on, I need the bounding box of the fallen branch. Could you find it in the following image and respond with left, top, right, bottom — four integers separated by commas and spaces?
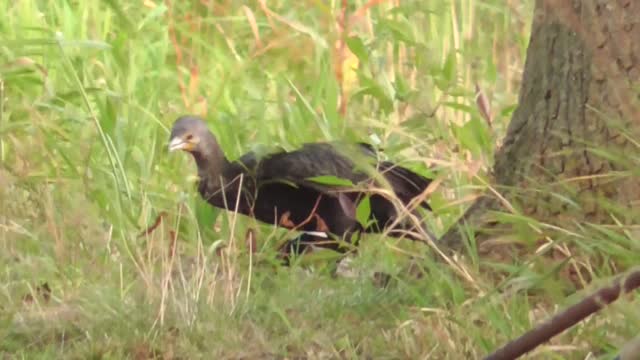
485, 267, 640, 360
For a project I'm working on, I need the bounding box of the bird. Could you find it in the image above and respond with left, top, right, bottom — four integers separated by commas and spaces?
168, 115, 433, 260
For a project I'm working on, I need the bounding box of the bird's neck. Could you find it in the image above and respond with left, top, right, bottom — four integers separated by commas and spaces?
192, 140, 241, 210
193, 142, 229, 185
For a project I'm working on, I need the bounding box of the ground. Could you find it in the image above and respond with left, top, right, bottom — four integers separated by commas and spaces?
0, 0, 637, 358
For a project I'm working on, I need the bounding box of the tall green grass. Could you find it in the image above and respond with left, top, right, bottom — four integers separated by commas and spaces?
1, 0, 636, 358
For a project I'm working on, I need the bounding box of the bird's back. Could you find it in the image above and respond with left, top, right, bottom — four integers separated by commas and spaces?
253, 142, 374, 187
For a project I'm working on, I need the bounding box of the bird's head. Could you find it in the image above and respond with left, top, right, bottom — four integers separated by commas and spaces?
168, 115, 227, 175
168, 115, 213, 154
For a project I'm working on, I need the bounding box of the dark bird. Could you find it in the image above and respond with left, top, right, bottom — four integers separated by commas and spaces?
168, 115, 433, 260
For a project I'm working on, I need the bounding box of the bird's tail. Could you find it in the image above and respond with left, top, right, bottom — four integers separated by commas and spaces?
379, 161, 432, 210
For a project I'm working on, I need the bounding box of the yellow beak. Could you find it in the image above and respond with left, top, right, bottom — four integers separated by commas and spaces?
168, 137, 190, 152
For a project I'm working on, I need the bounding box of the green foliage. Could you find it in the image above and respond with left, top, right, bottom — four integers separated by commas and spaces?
355, 195, 371, 227
0, 0, 636, 358
306, 175, 355, 187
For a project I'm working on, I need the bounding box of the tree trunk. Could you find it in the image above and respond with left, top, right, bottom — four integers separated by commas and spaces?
441, 0, 640, 252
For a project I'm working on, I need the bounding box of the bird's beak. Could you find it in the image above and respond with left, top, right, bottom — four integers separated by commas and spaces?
168, 137, 189, 152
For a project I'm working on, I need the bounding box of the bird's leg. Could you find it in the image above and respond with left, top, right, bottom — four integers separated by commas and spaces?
276, 230, 362, 266
277, 200, 362, 265
292, 231, 326, 251
277, 231, 330, 266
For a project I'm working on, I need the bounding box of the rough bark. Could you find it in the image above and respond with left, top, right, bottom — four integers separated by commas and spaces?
441, 0, 640, 251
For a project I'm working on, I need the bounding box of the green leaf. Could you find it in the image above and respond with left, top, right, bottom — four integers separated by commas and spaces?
453, 117, 491, 155
307, 175, 354, 187
500, 104, 518, 117
138, 3, 168, 31
442, 101, 474, 114
345, 36, 368, 64
394, 75, 413, 101
356, 195, 371, 227
324, 62, 340, 125
401, 162, 436, 179
102, 0, 135, 32
442, 50, 457, 86
353, 75, 394, 114
379, 18, 415, 44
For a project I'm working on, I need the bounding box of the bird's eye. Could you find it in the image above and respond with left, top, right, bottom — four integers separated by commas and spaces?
185, 134, 194, 141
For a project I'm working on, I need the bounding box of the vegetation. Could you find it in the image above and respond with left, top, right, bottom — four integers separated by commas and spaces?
0, 0, 636, 358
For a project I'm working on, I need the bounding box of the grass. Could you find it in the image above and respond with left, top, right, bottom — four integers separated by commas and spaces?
0, 0, 637, 358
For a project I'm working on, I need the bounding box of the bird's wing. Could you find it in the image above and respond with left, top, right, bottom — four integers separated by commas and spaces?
217, 142, 433, 234
377, 161, 432, 210
231, 142, 432, 203
253, 143, 376, 192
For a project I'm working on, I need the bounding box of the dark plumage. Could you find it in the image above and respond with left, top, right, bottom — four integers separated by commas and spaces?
168, 115, 433, 258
